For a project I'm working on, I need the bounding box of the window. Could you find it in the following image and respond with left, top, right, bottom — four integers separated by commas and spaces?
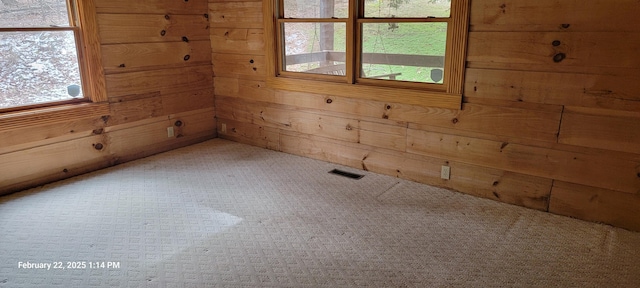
266, 0, 469, 108
0, 0, 102, 111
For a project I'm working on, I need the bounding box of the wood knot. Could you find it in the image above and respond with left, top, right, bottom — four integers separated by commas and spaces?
174, 120, 183, 127
553, 53, 566, 63
346, 125, 353, 131
452, 118, 459, 124
249, 59, 254, 64
386, 105, 392, 110
184, 55, 191, 61
552, 40, 561, 47
63, 169, 69, 173
118, 64, 125, 68
93, 143, 104, 151
204, 14, 209, 19
164, 15, 170, 20
492, 181, 499, 186
182, 36, 189, 42
382, 114, 389, 119
493, 191, 501, 199
561, 23, 571, 29
326, 98, 333, 104
160, 30, 166, 36
92, 128, 104, 135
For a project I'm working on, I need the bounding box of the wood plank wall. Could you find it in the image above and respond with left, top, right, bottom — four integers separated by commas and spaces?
0, 0, 216, 195
212, 0, 640, 231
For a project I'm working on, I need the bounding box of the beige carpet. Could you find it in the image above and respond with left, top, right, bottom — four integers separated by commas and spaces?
1, 139, 639, 287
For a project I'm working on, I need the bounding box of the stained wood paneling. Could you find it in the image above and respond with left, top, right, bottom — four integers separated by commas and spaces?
0, 135, 111, 192
209, 1, 263, 29
95, 0, 208, 14
550, 181, 640, 231
471, 0, 640, 32
388, 103, 561, 143
359, 121, 407, 151
107, 109, 216, 163
465, 68, 640, 111
558, 107, 640, 155
406, 129, 640, 194
217, 118, 279, 150
106, 65, 214, 98
467, 32, 640, 70
102, 41, 212, 74
210, 28, 265, 55
98, 14, 210, 44
278, 130, 552, 211
212, 54, 265, 79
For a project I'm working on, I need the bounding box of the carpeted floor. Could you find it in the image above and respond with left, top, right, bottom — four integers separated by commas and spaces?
1, 139, 639, 287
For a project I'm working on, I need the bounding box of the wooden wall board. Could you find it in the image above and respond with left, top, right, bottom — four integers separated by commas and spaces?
0, 135, 111, 191
217, 118, 280, 150
549, 181, 640, 231
210, 28, 265, 55
558, 107, 640, 155
358, 121, 407, 152
406, 129, 640, 194
467, 32, 640, 70
106, 65, 214, 98
95, 0, 209, 14
107, 109, 216, 162
470, 0, 640, 32
102, 41, 212, 74
212, 54, 266, 79
276, 129, 552, 211
209, 1, 263, 29
465, 68, 640, 111
98, 14, 210, 44
0, 117, 105, 156
216, 97, 359, 143
386, 103, 562, 143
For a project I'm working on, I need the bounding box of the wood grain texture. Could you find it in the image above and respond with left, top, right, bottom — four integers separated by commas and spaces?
465, 68, 640, 111
406, 129, 640, 194
106, 65, 214, 98
558, 107, 640, 155
212, 54, 265, 79
471, 0, 640, 32
550, 181, 640, 231
209, 1, 263, 29
217, 118, 279, 150
467, 32, 640, 70
102, 41, 212, 74
98, 14, 210, 44
210, 28, 265, 55
95, 0, 208, 14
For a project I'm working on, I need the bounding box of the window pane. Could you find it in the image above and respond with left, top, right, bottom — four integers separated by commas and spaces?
283, 0, 348, 18
0, 31, 83, 108
283, 22, 347, 76
0, 0, 70, 28
364, 0, 450, 18
360, 22, 446, 84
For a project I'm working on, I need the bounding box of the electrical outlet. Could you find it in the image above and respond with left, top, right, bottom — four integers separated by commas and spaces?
167, 127, 175, 138
221, 123, 227, 133
441, 166, 451, 180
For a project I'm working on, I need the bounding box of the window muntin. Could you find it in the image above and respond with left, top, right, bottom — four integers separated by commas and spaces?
283, 0, 349, 18
0, 0, 85, 110
275, 0, 461, 91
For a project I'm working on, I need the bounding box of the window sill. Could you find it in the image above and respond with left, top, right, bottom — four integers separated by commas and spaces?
266, 77, 462, 110
0, 101, 110, 131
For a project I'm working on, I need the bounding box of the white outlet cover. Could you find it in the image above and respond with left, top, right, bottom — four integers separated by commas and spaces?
221, 123, 227, 133
167, 127, 175, 138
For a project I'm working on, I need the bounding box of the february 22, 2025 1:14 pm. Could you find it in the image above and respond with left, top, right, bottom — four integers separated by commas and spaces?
17, 261, 121, 270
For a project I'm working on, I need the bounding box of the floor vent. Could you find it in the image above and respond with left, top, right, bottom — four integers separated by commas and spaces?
329, 169, 364, 180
